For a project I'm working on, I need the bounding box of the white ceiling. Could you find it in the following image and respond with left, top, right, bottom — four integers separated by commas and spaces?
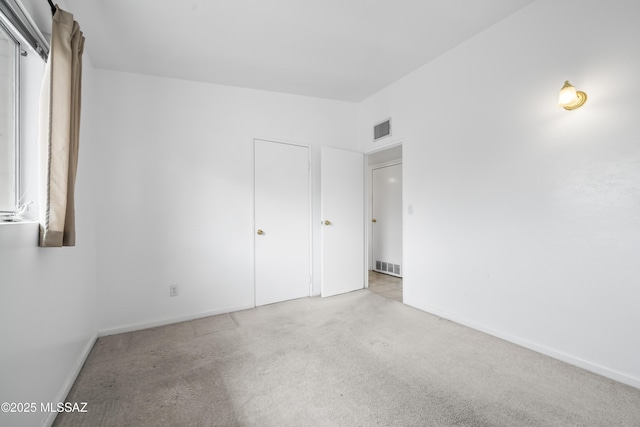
59, 0, 535, 102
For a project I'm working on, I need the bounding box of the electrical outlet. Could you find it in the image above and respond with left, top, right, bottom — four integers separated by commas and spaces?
169, 284, 179, 297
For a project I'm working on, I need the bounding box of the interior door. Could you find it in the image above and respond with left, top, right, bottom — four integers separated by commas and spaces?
372, 163, 403, 276
321, 146, 365, 297
255, 139, 311, 306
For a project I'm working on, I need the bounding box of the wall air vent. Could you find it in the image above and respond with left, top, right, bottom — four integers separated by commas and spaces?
373, 119, 391, 141
375, 260, 401, 277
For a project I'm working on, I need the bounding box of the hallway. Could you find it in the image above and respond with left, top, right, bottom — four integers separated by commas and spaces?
367, 270, 402, 302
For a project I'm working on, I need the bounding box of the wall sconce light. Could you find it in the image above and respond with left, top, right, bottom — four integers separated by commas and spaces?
558, 80, 587, 110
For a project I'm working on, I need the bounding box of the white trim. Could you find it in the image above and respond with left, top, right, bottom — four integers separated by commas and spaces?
370, 159, 402, 169
367, 138, 403, 155
404, 298, 640, 390
98, 304, 254, 337
254, 137, 312, 150
252, 139, 257, 308
44, 332, 98, 427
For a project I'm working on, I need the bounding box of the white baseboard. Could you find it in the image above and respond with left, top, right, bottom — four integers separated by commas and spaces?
404, 298, 640, 390
43, 333, 98, 427
98, 304, 255, 337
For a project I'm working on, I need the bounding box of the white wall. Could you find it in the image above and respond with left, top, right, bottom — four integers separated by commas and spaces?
358, 0, 640, 388
0, 13, 99, 427
94, 70, 358, 333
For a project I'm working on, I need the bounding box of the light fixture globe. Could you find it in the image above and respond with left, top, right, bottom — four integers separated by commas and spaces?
558, 80, 587, 110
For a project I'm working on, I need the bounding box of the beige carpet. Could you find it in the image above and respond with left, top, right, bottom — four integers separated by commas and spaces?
54, 290, 640, 426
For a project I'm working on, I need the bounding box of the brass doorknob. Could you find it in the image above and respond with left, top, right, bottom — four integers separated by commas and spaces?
257, 229, 264, 235
372, 219, 377, 223
324, 220, 331, 226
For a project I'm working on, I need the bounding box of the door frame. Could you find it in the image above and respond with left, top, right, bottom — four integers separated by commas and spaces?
253, 137, 313, 307
365, 142, 403, 289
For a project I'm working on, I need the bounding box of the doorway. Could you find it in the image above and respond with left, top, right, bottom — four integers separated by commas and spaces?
367, 144, 403, 301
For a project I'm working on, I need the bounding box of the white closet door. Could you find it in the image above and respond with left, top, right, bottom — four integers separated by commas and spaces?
255, 139, 311, 306
321, 146, 364, 297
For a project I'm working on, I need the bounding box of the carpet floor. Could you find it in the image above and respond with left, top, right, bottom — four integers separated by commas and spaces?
54, 290, 640, 426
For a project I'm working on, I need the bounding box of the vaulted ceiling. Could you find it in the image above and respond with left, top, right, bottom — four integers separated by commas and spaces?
59, 0, 535, 101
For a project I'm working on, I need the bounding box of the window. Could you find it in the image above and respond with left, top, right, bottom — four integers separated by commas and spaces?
0, 21, 18, 213
0, 0, 48, 221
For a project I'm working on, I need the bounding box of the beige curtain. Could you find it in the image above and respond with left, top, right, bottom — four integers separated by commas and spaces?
38, 6, 84, 247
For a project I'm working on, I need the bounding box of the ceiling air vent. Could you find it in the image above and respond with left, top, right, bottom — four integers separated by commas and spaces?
373, 119, 391, 141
